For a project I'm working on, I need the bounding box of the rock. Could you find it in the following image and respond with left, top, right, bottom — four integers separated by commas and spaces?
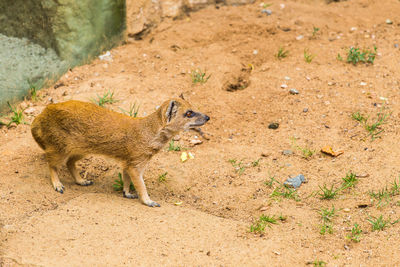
253, 49, 258, 55
360, 82, 367, 86
190, 139, 202, 146
268, 122, 279, 129
296, 35, 304, 40
289, 88, 299, 95
284, 76, 291, 81
281, 84, 288, 89
23, 107, 35, 115
343, 208, 351, 212
303, 108, 309, 113
261, 9, 272, 15
395, 44, 399, 48
282, 150, 293, 156
283, 174, 306, 189
386, 19, 393, 24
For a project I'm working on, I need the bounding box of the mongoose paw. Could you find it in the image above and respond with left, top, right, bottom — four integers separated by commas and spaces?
76, 180, 93, 186
145, 200, 161, 207
54, 184, 65, 194
123, 191, 138, 199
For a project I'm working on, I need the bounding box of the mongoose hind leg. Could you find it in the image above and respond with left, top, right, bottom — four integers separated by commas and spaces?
122, 169, 138, 199
66, 155, 93, 186
127, 166, 160, 207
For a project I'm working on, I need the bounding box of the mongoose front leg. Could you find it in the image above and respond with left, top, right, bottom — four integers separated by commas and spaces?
49, 165, 65, 193
127, 166, 160, 207
122, 169, 138, 199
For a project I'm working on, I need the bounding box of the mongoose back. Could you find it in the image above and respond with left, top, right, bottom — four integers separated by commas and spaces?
31, 98, 210, 207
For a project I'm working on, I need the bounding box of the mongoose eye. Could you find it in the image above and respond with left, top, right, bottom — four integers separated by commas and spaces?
185, 111, 194, 118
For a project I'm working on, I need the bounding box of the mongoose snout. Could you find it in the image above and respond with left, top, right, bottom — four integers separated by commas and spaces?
31, 98, 210, 207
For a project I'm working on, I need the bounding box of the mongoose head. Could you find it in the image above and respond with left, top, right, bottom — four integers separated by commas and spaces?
160, 98, 210, 132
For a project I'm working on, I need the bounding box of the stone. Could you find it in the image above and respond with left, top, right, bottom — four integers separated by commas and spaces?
283, 174, 306, 189
282, 150, 293, 156
23, 107, 36, 115
289, 88, 299, 95
386, 19, 393, 24
268, 122, 279, 129
190, 139, 203, 146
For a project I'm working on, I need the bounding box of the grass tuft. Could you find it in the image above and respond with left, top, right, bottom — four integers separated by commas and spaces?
92, 90, 118, 107
250, 214, 277, 233
191, 69, 211, 84
119, 102, 140, 117
113, 172, 135, 191
276, 47, 289, 60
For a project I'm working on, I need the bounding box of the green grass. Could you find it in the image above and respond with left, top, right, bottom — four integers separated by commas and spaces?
158, 172, 168, 183
351, 112, 367, 123
341, 172, 358, 190
191, 69, 211, 84
312, 260, 326, 267
367, 215, 390, 231
318, 184, 340, 200
337, 53, 343, 61
119, 102, 140, 117
369, 176, 400, 207
291, 137, 315, 159
346, 223, 362, 242
228, 159, 246, 176
319, 207, 336, 223
92, 90, 117, 107
29, 84, 40, 102
271, 185, 300, 201
319, 207, 336, 235
304, 48, 315, 63
168, 140, 181, 151
276, 47, 289, 60
346, 46, 377, 65
251, 158, 261, 167
265, 176, 279, 188
250, 215, 278, 233
112, 172, 135, 191
351, 107, 391, 140
6, 101, 25, 127
312, 26, 320, 38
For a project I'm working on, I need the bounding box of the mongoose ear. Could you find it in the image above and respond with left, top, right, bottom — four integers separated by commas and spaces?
166, 100, 178, 122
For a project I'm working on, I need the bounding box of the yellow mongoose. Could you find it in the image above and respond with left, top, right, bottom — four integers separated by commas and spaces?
31, 98, 210, 207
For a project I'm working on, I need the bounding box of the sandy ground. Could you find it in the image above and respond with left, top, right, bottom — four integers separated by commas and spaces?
1, 0, 400, 266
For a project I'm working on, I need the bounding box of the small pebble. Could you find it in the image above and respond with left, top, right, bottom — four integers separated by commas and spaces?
261, 9, 272, 15
394, 44, 399, 48
284, 76, 291, 80
303, 108, 309, 113
289, 88, 299, 95
253, 49, 258, 55
360, 82, 367, 86
350, 27, 357, 32
190, 139, 203, 146
281, 84, 288, 89
296, 35, 304, 40
343, 208, 351, 212
280, 3, 285, 9
268, 122, 279, 129
24, 107, 36, 115
282, 150, 293, 156
386, 19, 393, 24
